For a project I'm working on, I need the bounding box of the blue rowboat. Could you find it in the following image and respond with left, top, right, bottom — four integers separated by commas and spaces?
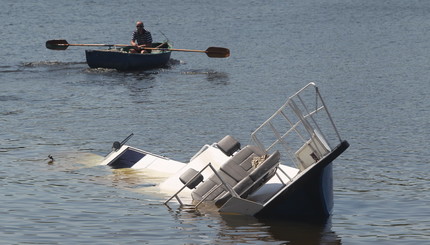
85, 42, 172, 71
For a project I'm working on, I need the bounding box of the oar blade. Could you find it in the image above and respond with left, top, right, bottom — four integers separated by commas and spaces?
46, 39, 69, 50
205, 47, 230, 58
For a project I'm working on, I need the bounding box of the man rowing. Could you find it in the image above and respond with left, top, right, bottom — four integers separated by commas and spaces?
130, 21, 153, 53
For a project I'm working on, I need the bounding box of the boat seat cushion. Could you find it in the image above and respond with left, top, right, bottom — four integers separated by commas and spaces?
217, 135, 241, 156
220, 145, 265, 182
191, 145, 271, 203
215, 151, 281, 208
191, 170, 236, 201
214, 176, 254, 207
191, 178, 219, 201
179, 168, 204, 189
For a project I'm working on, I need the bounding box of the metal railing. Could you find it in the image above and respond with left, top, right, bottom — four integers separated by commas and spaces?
250, 83, 343, 170
164, 163, 238, 207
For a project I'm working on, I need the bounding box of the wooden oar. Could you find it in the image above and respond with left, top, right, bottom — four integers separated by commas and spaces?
46, 39, 230, 58
45, 39, 129, 50
140, 46, 229, 58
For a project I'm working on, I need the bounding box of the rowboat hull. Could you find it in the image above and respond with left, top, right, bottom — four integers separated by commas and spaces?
85, 43, 172, 71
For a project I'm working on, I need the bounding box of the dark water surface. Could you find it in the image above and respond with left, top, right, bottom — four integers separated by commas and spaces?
1, 0, 429, 244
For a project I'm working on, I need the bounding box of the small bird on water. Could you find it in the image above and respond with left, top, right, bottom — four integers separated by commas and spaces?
47, 155, 54, 164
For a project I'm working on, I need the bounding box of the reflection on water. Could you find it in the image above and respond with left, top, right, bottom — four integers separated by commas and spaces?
207, 71, 229, 85
182, 69, 230, 84
225, 216, 340, 245
166, 203, 341, 244
90, 162, 340, 244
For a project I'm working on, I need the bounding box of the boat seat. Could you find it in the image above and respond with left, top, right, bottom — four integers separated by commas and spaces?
214, 151, 281, 208
191, 145, 267, 202
179, 168, 204, 189
191, 170, 237, 201
217, 135, 241, 156
219, 145, 266, 182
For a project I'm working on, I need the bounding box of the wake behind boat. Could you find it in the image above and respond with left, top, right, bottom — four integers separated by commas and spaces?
99, 83, 349, 219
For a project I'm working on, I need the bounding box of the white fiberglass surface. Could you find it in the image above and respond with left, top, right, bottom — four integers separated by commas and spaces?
247, 165, 299, 203
159, 146, 230, 197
